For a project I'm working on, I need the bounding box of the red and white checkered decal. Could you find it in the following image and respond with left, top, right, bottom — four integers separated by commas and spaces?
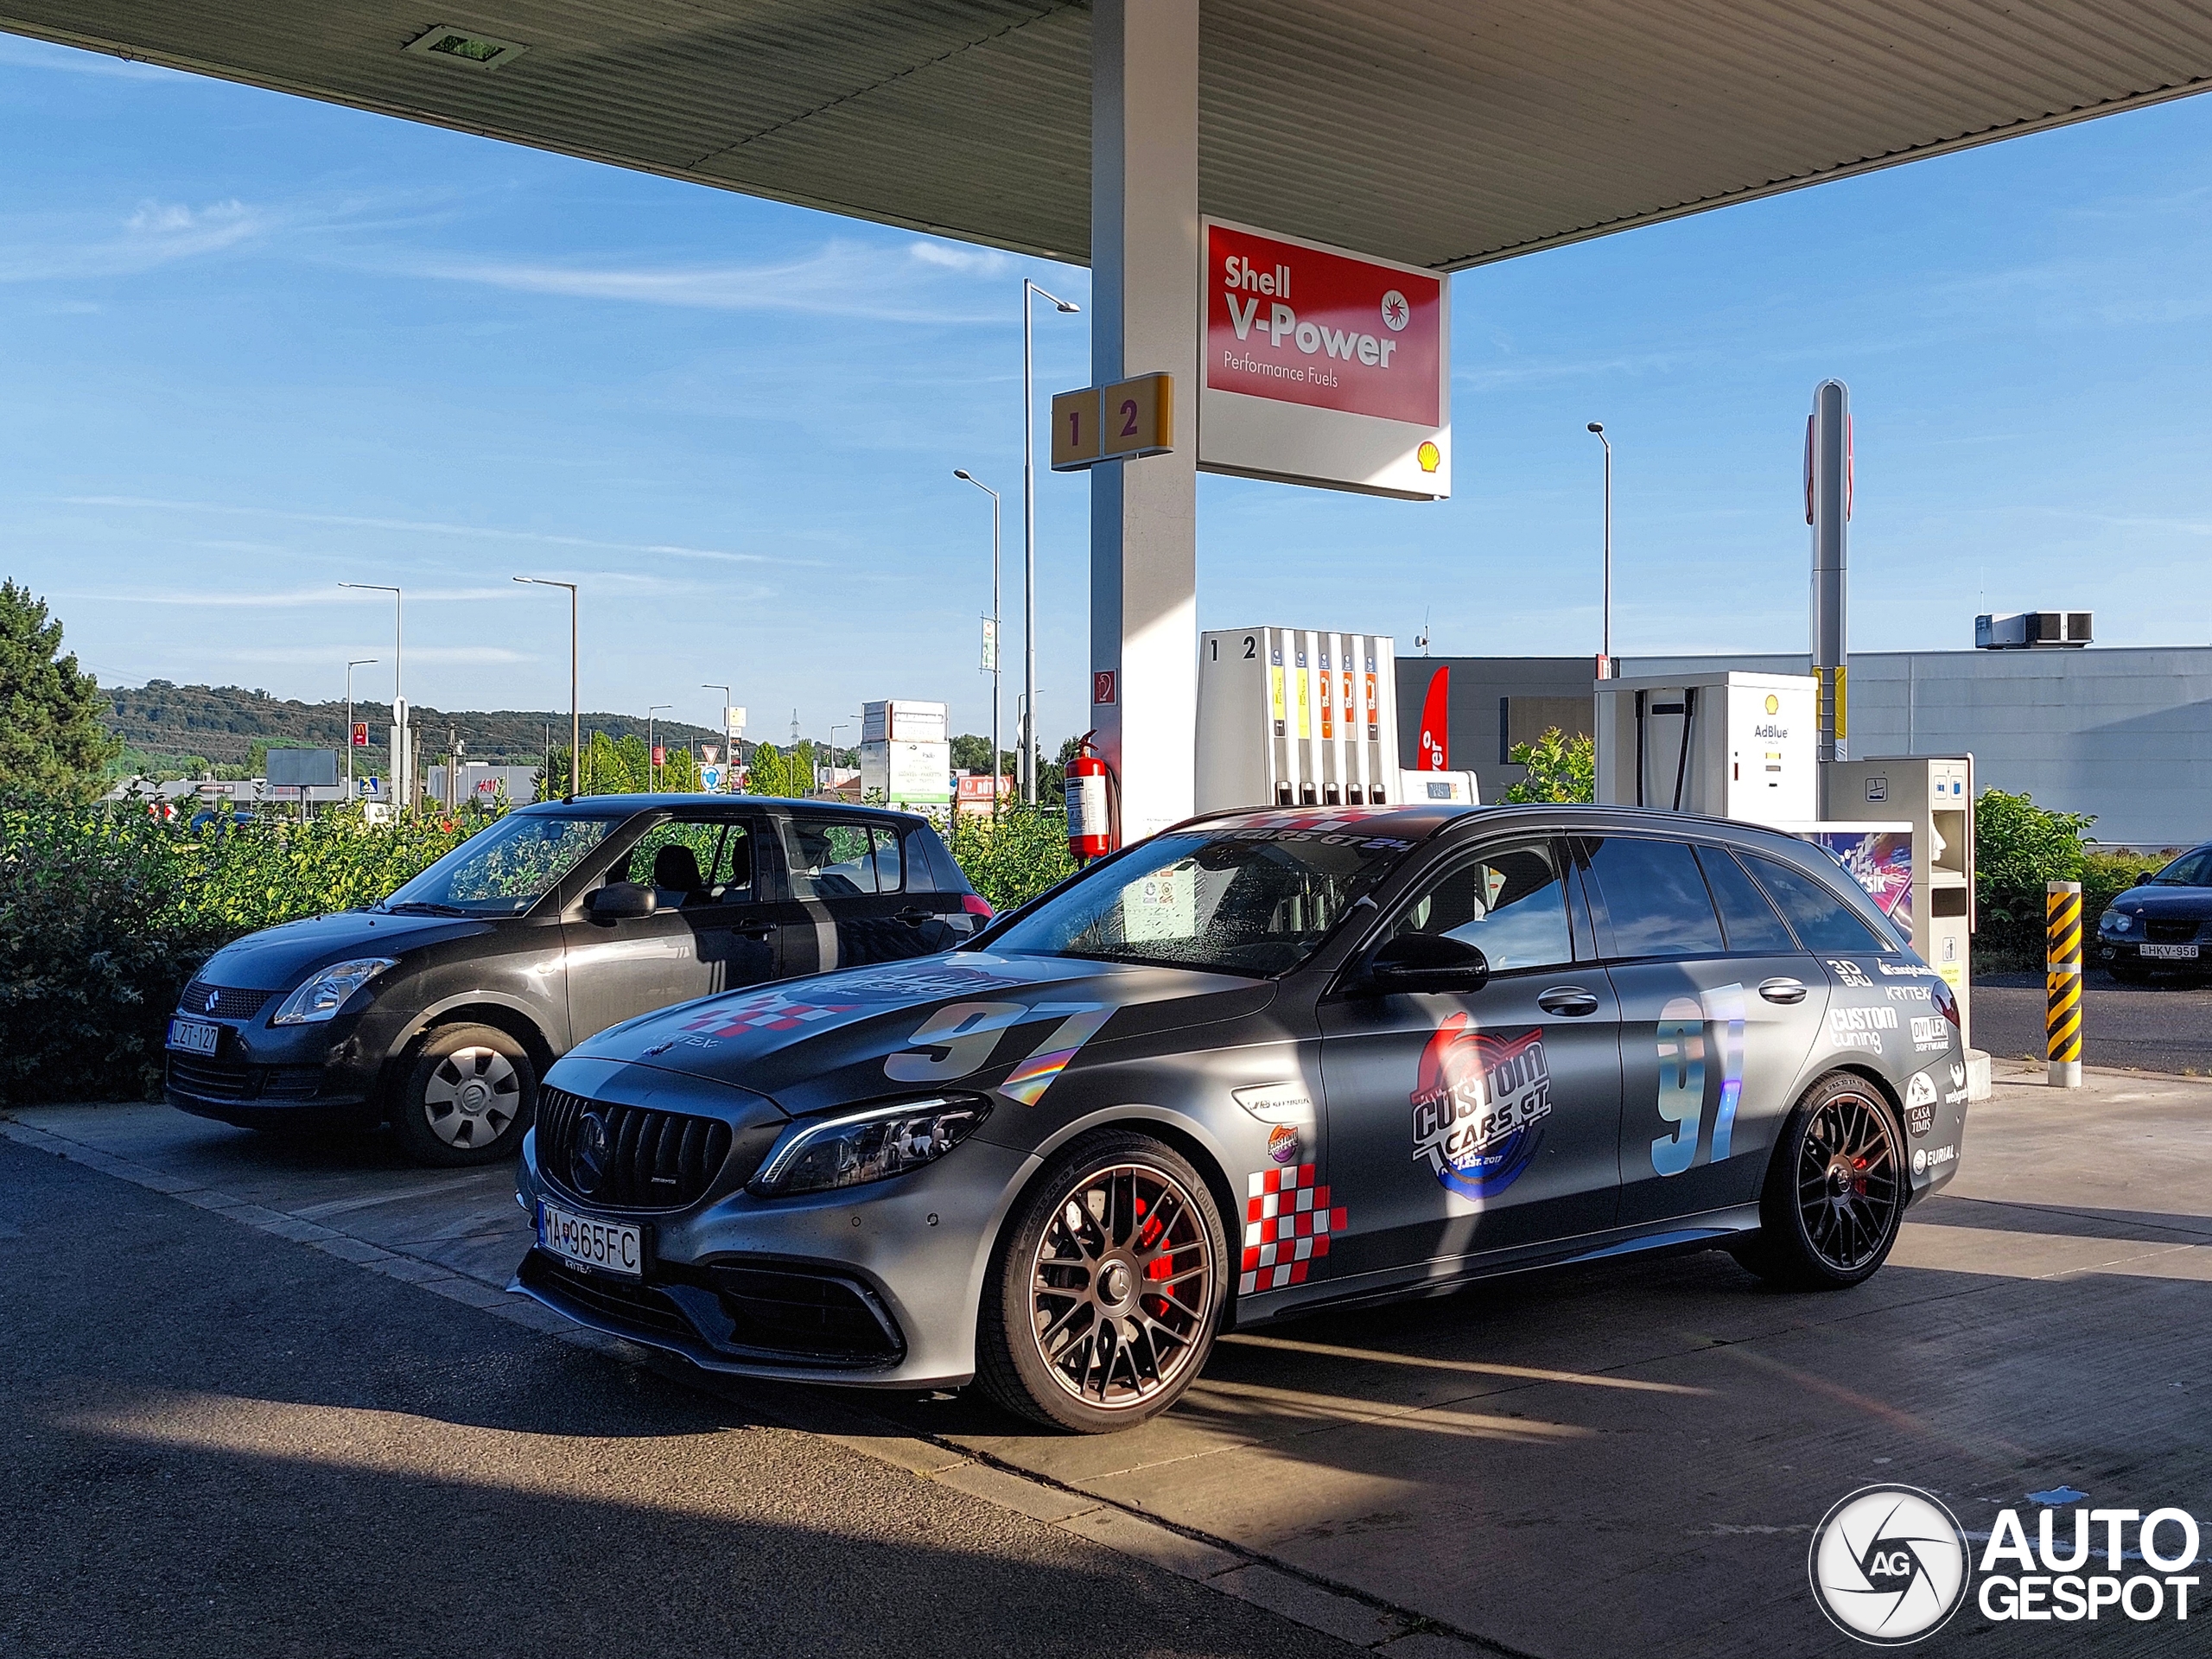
1239, 1163, 1349, 1294
678, 989, 857, 1038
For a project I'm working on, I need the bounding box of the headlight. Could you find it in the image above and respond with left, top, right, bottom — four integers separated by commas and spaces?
749, 1096, 990, 1198
2101, 908, 2133, 934
270, 957, 397, 1025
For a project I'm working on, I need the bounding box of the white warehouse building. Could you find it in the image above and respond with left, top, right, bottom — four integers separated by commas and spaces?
1402, 646, 2212, 849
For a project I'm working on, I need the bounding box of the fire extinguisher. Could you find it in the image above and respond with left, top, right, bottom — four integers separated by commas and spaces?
1065, 732, 1116, 862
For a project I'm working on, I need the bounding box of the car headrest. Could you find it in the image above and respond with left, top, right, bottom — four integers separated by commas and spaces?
652, 843, 706, 893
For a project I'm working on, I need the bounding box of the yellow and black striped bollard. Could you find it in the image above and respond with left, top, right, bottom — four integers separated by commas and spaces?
2046, 879, 2083, 1088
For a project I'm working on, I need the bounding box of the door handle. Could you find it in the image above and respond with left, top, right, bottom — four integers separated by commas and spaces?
1537, 986, 1600, 1017
897, 906, 932, 925
1759, 977, 1808, 1005
731, 924, 774, 939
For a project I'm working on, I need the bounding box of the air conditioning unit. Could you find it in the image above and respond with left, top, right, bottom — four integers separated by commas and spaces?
1974, 610, 2091, 650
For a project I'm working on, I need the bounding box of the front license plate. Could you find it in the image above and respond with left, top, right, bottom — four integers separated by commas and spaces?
166, 1017, 221, 1055
2141, 943, 2200, 960
537, 1200, 645, 1280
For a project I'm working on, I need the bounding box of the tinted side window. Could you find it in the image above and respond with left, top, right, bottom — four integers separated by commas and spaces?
1389, 839, 1573, 973
783, 817, 904, 897
1743, 855, 1885, 952
1584, 836, 1726, 958
1697, 846, 1798, 953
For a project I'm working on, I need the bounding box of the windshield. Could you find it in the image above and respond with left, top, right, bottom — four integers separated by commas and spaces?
2150, 849, 2212, 887
383, 811, 627, 915
983, 822, 1421, 976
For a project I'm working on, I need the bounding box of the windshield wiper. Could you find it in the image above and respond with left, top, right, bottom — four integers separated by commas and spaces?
380, 899, 472, 917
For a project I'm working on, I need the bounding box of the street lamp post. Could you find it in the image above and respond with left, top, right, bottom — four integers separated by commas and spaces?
1586, 423, 1613, 676
829, 722, 849, 798
513, 577, 580, 797
340, 582, 404, 804
647, 703, 671, 791
344, 658, 378, 800
702, 685, 732, 792
953, 468, 1003, 811
1023, 277, 1081, 804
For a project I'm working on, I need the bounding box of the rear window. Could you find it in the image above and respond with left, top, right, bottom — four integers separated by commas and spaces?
1582, 836, 1726, 959
1743, 854, 1888, 953
784, 817, 903, 896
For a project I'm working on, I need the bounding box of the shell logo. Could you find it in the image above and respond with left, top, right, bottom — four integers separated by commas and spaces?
1764, 694, 1780, 715
1380, 289, 1411, 332
1416, 440, 1440, 473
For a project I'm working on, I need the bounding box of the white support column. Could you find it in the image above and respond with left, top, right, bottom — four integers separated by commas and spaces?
1090, 0, 1200, 843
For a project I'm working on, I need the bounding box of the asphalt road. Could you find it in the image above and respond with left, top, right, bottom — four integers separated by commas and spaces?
0, 1138, 1364, 1659
1974, 969, 2212, 1073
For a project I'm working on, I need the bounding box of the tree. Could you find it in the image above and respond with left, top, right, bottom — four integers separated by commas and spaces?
0, 582, 121, 800
745, 741, 816, 799
950, 733, 1015, 779
1502, 728, 1594, 804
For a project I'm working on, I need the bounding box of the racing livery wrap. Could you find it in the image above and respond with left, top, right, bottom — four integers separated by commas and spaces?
513, 804, 1967, 1433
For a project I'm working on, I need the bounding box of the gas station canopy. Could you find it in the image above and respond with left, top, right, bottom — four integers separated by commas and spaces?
8, 1, 2212, 270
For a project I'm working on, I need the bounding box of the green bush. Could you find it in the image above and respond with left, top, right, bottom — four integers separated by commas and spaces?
945, 806, 1076, 912
1503, 728, 1595, 804
1970, 788, 2164, 969
0, 795, 485, 1105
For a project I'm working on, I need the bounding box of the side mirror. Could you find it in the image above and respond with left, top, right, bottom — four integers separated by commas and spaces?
1367, 932, 1491, 994
585, 880, 659, 922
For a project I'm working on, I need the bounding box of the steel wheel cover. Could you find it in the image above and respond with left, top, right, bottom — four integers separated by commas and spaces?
1027, 1161, 1217, 1411
422, 1046, 521, 1147
1795, 1089, 1901, 1272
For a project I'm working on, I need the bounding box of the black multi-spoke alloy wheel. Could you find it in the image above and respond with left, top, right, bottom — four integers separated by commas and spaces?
389, 1022, 537, 1167
979, 1131, 1226, 1433
1732, 1072, 1906, 1290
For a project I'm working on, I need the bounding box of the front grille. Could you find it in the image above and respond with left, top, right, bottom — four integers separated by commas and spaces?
707, 1264, 903, 1361
537, 1086, 734, 1210
180, 982, 276, 1020
168, 1057, 326, 1103
2145, 918, 2203, 944
168, 1056, 252, 1100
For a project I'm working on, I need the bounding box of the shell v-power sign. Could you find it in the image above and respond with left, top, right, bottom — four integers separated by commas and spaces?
1198, 219, 1449, 500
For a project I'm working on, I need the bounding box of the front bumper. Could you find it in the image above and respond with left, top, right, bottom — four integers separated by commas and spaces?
512, 1126, 1030, 1389
163, 1001, 410, 1126
2097, 933, 2206, 969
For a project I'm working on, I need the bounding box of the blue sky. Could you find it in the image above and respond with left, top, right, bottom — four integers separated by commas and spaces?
5, 32, 2212, 748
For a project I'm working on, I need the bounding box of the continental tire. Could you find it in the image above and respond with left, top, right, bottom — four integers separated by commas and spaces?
976, 1131, 1227, 1433
389, 1023, 537, 1168
1731, 1072, 1907, 1291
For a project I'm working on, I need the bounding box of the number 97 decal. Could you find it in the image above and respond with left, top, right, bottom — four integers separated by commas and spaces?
1650, 984, 1746, 1177
885, 999, 1114, 1106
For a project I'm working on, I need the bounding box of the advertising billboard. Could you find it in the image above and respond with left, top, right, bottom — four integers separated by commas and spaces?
1198, 219, 1449, 500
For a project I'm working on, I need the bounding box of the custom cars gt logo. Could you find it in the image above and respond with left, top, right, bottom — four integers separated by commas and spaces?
1409, 1017, 1550, 1199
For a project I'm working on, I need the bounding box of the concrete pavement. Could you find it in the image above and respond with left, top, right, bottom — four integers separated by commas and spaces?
8, 1058, 2209, 1656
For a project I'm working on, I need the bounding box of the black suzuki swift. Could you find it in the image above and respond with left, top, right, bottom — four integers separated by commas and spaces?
164, 796, 989, 1164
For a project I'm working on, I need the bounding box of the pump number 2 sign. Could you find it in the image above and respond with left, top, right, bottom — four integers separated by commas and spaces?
1051, 375, 1173, 471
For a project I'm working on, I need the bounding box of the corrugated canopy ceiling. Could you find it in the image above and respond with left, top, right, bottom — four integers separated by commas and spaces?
6, 1, 2212, 269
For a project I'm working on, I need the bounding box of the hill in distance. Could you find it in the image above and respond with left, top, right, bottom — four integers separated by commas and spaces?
105, 681, 747, 770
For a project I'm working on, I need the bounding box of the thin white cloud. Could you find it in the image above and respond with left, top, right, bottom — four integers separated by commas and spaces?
71, 584, 520, 607
0, 197, 270, 283
213, 645, 533, 665
388, 238, 1009, 324
56, 495, 786, 564
908, 239, 1014, 277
